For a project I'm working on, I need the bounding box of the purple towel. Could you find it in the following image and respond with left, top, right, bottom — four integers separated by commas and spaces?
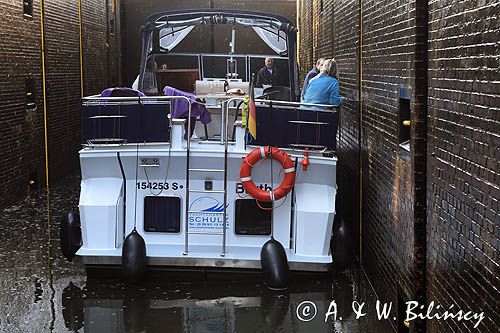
162, 86, 211, 124
100, 87, 146, 97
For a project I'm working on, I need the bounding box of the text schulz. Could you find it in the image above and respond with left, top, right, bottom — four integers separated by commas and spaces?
297, 300, 485, 328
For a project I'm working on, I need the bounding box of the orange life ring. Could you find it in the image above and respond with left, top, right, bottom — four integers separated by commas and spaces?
240, 146, 296, 202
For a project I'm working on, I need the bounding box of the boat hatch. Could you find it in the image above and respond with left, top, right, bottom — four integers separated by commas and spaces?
144, 196, 181, 233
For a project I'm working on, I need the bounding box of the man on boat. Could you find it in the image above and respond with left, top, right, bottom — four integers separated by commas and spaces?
256, 57, 279, 88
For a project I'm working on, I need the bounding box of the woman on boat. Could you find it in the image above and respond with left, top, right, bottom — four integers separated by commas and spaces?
302, 58, 344, 106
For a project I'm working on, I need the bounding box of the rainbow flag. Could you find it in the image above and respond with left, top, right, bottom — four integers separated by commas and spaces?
248, 73, 257, 139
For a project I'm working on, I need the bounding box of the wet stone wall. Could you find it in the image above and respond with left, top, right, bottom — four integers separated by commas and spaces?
329, 0, 361, 262
0, 0, 44, 207
0, 0, 121, 208
426, 1, 500, 332
299, 0, 418, 329
358, 0, 418, 320
298, 0, 499, 332
297, 0, 362, 259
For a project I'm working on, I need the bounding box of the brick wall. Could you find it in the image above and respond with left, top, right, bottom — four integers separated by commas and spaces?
298, 0, 499, 332
331, 0, 361, 258
0, 0, 44, 206
427, 0, 500, 332
359, 0, 418, 327
0, 0, 120, 208
300, 0, 419, 325
297, 0, 313, 81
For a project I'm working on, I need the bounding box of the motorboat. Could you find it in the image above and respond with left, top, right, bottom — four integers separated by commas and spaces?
61, 9, 345, 288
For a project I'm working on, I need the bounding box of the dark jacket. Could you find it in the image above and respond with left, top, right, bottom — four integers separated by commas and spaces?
301, 68, 319, 100
256, 66, 279, 87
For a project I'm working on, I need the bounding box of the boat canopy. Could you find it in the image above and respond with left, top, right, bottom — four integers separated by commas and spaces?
138, 9, 299, 100
142, 9, 296, 54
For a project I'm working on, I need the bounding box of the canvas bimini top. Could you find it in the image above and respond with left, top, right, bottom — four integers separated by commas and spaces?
137, 9, 299, 100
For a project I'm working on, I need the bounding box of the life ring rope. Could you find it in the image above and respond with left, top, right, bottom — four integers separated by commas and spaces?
255, 193, 288, 211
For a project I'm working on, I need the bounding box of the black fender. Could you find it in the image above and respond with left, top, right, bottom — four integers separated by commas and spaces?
331, 190, 354, 272
260, 237, 289, 290
60, 211, 82, 262
122, 229, 147, 283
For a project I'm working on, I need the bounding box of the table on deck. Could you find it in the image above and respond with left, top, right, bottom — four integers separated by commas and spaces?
195, 94, 247, 142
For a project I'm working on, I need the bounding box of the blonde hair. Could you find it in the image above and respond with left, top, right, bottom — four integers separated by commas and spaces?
322, 58, 338, 79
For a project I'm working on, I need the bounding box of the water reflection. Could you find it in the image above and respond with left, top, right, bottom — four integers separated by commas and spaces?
62, 276, 353, 332
62, 282, 84, 331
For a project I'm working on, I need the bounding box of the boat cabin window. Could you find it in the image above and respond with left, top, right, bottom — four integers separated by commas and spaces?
202, 55, 247, 80
144, 53, 291, 96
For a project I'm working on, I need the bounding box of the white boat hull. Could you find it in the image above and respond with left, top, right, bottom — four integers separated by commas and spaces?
77, 137, 337, 272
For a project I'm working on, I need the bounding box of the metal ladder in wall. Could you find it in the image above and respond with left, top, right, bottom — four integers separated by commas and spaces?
183, 100, 231, 257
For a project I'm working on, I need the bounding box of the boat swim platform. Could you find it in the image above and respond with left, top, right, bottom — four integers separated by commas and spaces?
79, 244, 332, 272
